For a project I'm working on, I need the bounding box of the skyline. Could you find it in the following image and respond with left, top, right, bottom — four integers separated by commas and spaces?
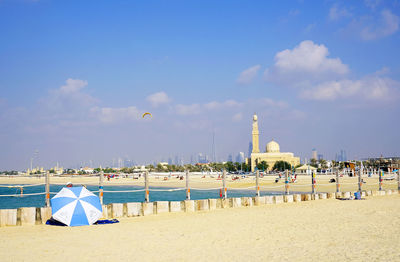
1, 1, 400, 170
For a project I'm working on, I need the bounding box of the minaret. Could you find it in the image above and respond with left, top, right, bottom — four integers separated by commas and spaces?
252, 114, 260, 153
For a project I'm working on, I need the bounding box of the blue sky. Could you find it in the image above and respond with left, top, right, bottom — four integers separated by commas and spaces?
1, 0, 399, 170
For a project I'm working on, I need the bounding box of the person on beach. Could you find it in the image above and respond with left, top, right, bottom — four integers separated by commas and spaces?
66, 182, 73, 188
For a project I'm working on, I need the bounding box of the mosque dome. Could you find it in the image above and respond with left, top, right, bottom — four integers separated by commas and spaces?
266, 140, 280, 153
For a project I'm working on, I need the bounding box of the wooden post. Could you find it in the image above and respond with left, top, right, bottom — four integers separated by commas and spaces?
285, 169, 289, 195
45, 172, 50, 207
222, 169, 227, 199
186, 170, 190, 200
311, 171, 316, 194
358, 168, 362, 193
145, 170, 149, 202
256, 169, 260, 197
99, 171, 104, 205
397, 169, 400, 191
336, 170, 340, 193
379, 169, 383, 191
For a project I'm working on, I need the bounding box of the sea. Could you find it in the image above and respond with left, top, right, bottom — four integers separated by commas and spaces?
0, 184, 284, 209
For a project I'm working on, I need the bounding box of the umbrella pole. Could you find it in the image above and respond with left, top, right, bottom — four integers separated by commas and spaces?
398, 169, 400, 191
256, 169, 260, 197
145, 171, 149, 203
222, 169, 227, 199
99, 171, 104, 205
336, 170, 340, 193
285, 169, 289, 195
45, 172, 50, 207
186, 170, 190, 200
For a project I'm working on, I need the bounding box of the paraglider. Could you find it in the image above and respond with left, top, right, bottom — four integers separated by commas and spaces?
142, 112, 152, 119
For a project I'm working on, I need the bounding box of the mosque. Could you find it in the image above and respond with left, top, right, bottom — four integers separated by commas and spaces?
248, 114, 300, 171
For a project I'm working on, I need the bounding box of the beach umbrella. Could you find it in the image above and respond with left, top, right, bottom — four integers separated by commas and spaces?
51, 186, 102, 226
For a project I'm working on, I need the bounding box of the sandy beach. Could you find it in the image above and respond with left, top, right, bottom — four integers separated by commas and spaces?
0, 194, 398, 261
0, 174, 398, 193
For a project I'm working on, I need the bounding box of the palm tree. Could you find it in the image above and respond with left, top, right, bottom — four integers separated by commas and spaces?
256, 161, 269, 171
319, 159, 328, 169
272, 161, 291, 171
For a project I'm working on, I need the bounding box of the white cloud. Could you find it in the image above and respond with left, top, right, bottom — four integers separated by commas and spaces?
274, 41, 348, 74
204, 100, 242, 110
91, 106, 142, 123
232, 113, 243, 122
175, 104, 202, 115
373, 67, 390, 76
259, 98, 288, 108
360, 9, 399, 40
38, 79, 147, 126
146, 91, 171, 107
300, 80, 361, 100
329, 5, 352, 21
261, 41, 399, 103
300, 77, 398, 101
59, 78, 88, 94
236, 65, 261, 85
46, 78, 98, 110
288, 109, 306, 120
264, 40, 349, 85
176, 99, 242, 115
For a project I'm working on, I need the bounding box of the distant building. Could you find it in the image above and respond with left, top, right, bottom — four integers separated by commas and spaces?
312, 149, 317, 160
317, 154, 323, 161
249, 114, 300, 171
248, 142, 253, 158
124, 159, 134, 167
198, 153, 209, 164
52, 164, 63, 175
27, 167, 45, 175
335, 150, 347, 162
236, 152, 245, 163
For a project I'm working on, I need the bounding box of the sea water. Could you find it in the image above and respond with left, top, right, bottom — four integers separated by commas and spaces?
0, 184, 285, 209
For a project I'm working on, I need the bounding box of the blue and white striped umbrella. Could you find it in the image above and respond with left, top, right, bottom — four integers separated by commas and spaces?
51, 186, 102, 226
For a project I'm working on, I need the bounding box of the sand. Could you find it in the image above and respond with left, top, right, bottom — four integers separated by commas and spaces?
0, 174, 398, 193
0, 194, 399, 261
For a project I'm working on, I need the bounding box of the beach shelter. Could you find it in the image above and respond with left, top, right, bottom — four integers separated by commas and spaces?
51, 186, 102, 226
295, 164, 317, 175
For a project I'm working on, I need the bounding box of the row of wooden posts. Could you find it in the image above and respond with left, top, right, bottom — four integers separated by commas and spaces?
96, 169, 400, 205
42, 169, 400, 206
3, 189, 399, 227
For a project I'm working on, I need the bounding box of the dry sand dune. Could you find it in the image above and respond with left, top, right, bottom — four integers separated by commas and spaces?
0, 194, 399, 262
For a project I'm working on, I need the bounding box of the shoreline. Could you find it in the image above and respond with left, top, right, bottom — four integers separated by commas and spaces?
0, 175, 398, 193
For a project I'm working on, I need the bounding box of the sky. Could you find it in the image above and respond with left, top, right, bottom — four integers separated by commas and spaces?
1, 0, 400, 170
